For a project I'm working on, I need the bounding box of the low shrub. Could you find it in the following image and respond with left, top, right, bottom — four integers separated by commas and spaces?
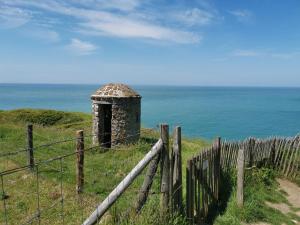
0, 109, 85, 126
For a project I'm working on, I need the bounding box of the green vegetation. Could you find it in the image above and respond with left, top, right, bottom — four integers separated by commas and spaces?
0, 109, 298, 225
0, 109, 207, 225
0, 109, 90, 127
215, 168, 300, 225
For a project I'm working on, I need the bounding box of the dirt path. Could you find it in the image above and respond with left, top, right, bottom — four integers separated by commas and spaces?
264, 178, 300, 225
277, 179, 300, 211
245, 178, 300, 225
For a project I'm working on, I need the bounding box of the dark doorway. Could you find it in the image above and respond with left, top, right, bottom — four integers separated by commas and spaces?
102, 104, 112, 148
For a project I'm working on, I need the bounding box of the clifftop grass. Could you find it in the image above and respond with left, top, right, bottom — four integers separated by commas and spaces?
215, 168, 300, 225
0, 109, 90, 127
1, 109, 295, 224
0, 108, 207, 225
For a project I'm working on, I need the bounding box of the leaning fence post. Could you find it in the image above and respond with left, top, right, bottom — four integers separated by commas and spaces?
160, 124, 170, 219
237, 149, 245, 207
76, 130, 84, 194
27, 124, 34, 170
134, 154, 160, 213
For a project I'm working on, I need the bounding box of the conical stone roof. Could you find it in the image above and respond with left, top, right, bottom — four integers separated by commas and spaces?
91, 83, 141, 98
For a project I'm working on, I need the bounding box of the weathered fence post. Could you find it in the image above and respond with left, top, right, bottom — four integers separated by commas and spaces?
134, 154, 160, 213
214, 137, 221, 202
160, 124, 170, 218
76, 130, 84, 194
237, 149, 245, 207
186, 159, 194, 225
268, 139, 276, 167
171, 126, 183, 214
27, 124, 34, 170
248, 138, 255, 167
82, 140, 163, 225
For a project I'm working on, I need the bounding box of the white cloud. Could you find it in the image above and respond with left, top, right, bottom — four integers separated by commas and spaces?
0, 5, 31, 28
229, 9, 253, 23
2, 0, 204, 44
172, 8, 215, 27
81, 19, 201, 44
232, 49, 300, 59
69, 0, 140, 11
67, 38, 97, 55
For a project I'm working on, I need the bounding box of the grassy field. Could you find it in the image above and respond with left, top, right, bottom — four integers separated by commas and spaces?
0, 109, 298, 225
0, 109, 208, 225
215, 168, 300, 225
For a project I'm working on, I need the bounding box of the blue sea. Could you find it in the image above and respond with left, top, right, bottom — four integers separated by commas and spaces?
1, 84, 300, 140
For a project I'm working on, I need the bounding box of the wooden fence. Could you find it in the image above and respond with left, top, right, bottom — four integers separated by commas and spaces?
2, 123, 299, 225
186, 135, 299, 224
83, 124, 184, 225
221, 136, 300, 178
186, 138, 221, 224
0, 124, 183, 225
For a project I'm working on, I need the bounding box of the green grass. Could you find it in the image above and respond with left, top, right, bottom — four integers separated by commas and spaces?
0, 109, 208, 225
0, 108, 90, 127
1, 109, 298, 225
214, 168, 299, 225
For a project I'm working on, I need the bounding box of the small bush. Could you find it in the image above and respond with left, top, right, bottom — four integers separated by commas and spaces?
245, 167, 276, 186
4, 109, 85, 126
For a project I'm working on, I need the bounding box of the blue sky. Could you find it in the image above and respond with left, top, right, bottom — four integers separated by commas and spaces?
0, 0, 299, 86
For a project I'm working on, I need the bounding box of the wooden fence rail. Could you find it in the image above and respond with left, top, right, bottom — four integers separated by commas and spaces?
1, 124, 184, 225
83, 139, 163, 225
8, 124, 299, 225
82, 124, 183, 225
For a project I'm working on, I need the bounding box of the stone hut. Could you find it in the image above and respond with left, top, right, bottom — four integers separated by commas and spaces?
91, 83, 141, 147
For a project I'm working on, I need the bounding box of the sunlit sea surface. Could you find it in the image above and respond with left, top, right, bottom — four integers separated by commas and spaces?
1, 84, 300, 140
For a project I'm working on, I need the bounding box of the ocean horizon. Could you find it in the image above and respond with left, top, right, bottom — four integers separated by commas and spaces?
1, 83, 300, 140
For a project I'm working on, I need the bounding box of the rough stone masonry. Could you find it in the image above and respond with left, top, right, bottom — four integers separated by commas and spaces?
91, 83, 141, 147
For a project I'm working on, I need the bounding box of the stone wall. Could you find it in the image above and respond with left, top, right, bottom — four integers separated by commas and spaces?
92, 102, 106, 145
92, 97, 141, 146
92, 103, 99, 145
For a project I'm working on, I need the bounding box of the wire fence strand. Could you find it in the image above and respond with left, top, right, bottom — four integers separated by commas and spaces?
0, 129, 161, 225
